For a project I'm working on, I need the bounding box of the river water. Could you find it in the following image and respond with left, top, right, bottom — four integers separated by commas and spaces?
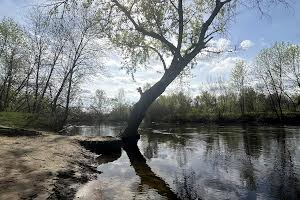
72, 123, 300, 200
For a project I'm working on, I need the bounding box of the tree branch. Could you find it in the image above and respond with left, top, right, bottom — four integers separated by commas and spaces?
177, 0, 184, 52
184, 0, 232, 61
137, 45, 167, 71
112, 0, 177, 54
199, 0, 230, 41
169, 0, 178, 10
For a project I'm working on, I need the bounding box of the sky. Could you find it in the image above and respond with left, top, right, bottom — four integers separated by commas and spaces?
1, 0, 300, 104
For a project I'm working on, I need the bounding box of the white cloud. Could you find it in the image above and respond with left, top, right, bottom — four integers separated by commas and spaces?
240, 40, 254, 50
78, 36, 249, 105
81, 56, 162, 103
209, 57, 241, 74
207, 38, 231, 52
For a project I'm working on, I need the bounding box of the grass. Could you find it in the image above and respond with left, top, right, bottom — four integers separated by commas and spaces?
0, 112, 50, 130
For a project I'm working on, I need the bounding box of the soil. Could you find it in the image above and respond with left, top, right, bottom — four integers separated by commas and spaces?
0, 132, 100, 200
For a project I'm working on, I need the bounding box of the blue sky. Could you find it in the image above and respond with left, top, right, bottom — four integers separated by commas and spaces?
1, 0, 300, 103
228, 1, 300, 59
0, 0, 37, 22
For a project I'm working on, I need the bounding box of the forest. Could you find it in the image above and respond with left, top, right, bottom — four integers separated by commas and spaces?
1, 14, 299, 128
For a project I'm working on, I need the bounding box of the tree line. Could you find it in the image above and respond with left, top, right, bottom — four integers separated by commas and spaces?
85, 42, 300, 124
1, 0, 297, 132
148, 42, 300, 123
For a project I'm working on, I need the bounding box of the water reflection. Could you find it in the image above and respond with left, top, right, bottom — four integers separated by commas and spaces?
69, 123, 125, 136
123, 142, 180, 200
75, 124, 300, 200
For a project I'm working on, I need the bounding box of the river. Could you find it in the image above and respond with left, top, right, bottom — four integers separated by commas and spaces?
71, 123, 300, 200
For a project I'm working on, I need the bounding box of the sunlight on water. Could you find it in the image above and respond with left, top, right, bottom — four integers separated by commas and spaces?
75, 123, 300, 200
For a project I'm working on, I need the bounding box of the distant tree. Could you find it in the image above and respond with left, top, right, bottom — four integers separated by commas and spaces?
0, 18, 27, 111
255, 42, 287, 120
196, 91, 217, 115
90, 89, 108, 119
27, 8, 67, 113
146, 91, 192, 122
110, 88, 131, 121
231, 60, 247, 115
27, 9, 50, 113
284, 44, 300, 106
284, 44, 300, 88
243, 87, 258, 113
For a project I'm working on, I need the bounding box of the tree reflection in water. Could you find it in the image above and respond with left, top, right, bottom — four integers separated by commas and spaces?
77, 124, 300, 200
123, 141, 181, 200
138, 125, 300, 200
270, 129, 299, 199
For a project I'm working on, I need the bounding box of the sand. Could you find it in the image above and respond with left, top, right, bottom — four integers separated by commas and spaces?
0, 133, 99, 200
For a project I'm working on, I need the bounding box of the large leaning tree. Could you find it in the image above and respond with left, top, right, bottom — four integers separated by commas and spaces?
48, 0, 290, 141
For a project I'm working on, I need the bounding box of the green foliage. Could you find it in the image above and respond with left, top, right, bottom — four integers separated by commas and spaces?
109, 104, 131, 122
144, 85, 299, 124
254, 42, 300, 120
107, 0, 234, 75
146, 92, 192, 122
108, 88, 131, 121
0, 18, 25, 45
0, 112, 50, 129
231, 60, 247, 91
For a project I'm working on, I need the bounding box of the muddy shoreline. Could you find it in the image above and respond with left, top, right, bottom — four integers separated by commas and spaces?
0, 128, 111, 200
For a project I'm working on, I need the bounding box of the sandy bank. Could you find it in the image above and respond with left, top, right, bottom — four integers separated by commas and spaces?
0, 132, 100, 200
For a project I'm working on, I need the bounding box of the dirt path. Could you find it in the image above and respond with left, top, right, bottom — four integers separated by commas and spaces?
0, 133, 98, 200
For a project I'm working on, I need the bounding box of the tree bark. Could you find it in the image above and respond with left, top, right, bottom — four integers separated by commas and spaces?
51, 70, 71, 113
3, 51, 15, 110
33, 44, 43, 113
36, 45, 64, 113
121, 60, 183, 139
36, 61, 56, 113
61, 68, 74, 129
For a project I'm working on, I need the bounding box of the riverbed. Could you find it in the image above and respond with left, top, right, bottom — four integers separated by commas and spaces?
73, 123, 300, 200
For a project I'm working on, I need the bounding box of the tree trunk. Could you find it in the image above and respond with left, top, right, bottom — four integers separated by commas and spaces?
51, 70, 71, 113
33, 45, 43, 113
61, 68, 74, 129
121, 60, 183, 140
37, 46, 63, 113
36, 65, 55, 113
0, 76, 8, 111
3, 52, 14, 110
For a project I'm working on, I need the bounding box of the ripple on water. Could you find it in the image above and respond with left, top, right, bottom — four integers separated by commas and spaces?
75, 124, 300, 200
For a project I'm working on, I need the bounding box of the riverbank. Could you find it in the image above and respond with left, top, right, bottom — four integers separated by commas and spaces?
145, 112, 300, 126
0, 130, 102, 200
